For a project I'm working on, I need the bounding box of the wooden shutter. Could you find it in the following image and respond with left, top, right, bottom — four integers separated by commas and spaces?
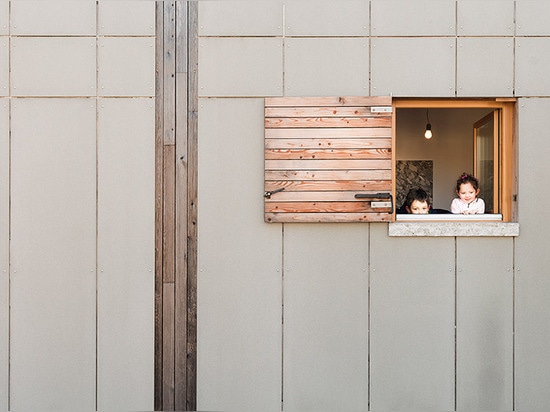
264, 96, 393, 223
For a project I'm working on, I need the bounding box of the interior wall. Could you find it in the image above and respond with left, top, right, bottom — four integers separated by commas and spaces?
396, 108, 492, 209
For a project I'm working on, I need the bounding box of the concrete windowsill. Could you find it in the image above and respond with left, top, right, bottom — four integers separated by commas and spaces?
390, 215, 519, 237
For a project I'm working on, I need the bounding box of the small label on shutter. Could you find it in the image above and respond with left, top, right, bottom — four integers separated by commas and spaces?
370, 107, 393, 113
371, 201, 392, 208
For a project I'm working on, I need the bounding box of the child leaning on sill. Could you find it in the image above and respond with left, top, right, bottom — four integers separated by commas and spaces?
451, 173, 485, 214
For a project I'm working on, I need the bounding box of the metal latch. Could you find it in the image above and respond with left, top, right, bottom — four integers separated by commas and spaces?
264, 187, 285, 199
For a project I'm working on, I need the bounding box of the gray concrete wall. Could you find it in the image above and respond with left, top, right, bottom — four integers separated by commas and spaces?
196, 1, 550, 411
0, 1, 155, 410
2, 1, 550, 411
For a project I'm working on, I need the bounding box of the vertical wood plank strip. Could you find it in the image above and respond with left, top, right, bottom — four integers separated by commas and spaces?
162, 283, 175, 411
163, 1, 176, 146
163, 145, 176, 284
174, 1, 189, 410
154, 2, 165, 410
163, 2, 177, 409
175, 0, 188, 74
186, 1, 199, 409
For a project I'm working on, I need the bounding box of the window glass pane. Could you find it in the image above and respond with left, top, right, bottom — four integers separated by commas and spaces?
475, 113, 495, 213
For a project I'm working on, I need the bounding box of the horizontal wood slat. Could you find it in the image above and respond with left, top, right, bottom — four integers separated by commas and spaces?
265, 106, 391, 118
265, 180, 391, 192
264, 96, 393, 223
265, 116, 391, 129
265, 170, 392, 181
265, 212, 392, 223
265, 96, 392, 107
266, 201, 391, 213
265, 191, 390, 202
266, 159, 391, 170
265, 138, 392, 150
265, 127, 392, 138
265, 148, 391, 160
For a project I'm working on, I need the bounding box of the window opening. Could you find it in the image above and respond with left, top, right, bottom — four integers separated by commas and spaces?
394, 99, 515, 222
263, 97, 516, 223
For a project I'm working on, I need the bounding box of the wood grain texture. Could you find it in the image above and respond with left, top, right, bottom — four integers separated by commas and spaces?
265, 180, 391, 192
265, 169, 392, 181
265, 106, 391, 118
163, 145, 176, 284
265, 201, 391, 213
265, 96, 392, 107
156, 2, 198, 410
154, 2, 165, 409
265, 148, 391, 160
265, 116, 391, 128
163, 1, 176, 146
265, 138, 392, 150
265, 127, 392, 138
174, 2, 189, 409
266, 159, 391, 170
186, 2, 199, 409
162, 283, 175, 411
264, 96, 393, 223
265, 212, 392, 223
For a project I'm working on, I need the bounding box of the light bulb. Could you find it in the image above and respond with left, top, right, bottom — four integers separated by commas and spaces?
424, 124, 432, 139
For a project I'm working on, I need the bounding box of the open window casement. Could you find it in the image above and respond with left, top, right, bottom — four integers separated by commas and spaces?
264, 96, 394, 223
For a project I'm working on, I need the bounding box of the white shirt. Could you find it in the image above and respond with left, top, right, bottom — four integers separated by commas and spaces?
451, 197, 485, 214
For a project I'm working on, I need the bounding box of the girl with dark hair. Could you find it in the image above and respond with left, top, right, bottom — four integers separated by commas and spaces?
451, 173, 485, 214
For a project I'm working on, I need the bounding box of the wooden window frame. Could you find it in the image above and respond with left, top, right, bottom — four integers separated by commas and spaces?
393, 98, 516, 223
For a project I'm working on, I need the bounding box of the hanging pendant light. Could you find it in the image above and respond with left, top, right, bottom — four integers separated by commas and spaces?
424, 109, 432, 139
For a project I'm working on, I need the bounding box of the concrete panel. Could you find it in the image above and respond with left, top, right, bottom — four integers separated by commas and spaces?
0, 101, 8, 412
0, 0, 7, 35
456, 237, 513, 411
371, 0, 455, 36
11, 37, 96, 97
457, 0, 514, 36
97, 98, 155, 411
457, 38, 514, 97
515, 97, 550, 410
199, 0, 282, 36
516, 1, 550, 36
98, 37, 155, 97
283, 224, 368, 411
285, 0, 368, 36
197, 98, 282, 411
371, 37, 455, 97
516, 37, 550, 96
10, 0, 96, 35
99, 1, 155, 36
0, 37, 7, 97
10, 99, 96, 410
199, 38, 283, 97
369, 223, 455, 411
284, 38, 368, 96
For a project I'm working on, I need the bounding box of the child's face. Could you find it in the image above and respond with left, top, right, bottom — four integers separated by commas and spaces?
457, 182, 479, 203
407, 199, 430, 214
